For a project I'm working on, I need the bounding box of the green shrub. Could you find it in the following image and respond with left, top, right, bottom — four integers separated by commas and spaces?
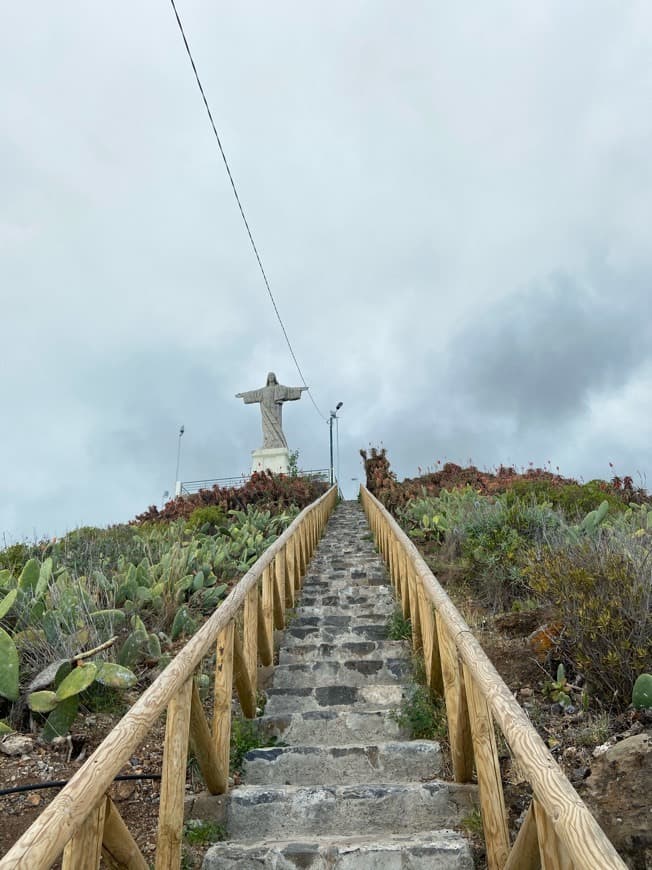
505, 479, 626, 520
525, 535, 651, 707
0, 543, 33, 576
186, 506, 226, 534
459, 496, 563, 609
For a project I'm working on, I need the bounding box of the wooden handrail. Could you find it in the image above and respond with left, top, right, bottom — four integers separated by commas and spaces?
360, 485, 626, 870
1, 486, 337, 870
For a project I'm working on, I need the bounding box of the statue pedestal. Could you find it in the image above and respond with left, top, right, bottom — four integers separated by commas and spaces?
251, 447, 290, 475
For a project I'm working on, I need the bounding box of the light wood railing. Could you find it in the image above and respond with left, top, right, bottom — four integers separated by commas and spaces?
361, 485, 626, 870
1, 486, 338, 870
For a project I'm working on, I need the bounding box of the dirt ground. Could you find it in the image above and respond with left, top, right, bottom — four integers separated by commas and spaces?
0, 712, 169, 863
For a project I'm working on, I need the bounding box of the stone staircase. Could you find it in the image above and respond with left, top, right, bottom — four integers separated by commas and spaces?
202, 500, 475, 869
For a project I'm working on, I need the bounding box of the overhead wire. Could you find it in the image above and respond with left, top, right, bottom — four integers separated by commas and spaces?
168, 0, 327, 422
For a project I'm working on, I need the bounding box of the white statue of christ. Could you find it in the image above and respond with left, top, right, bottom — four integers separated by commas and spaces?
236, 372, 307, 449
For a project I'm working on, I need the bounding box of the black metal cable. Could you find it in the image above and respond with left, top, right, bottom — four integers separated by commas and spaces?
168, 0, 327, 422
0, 773, 161, 798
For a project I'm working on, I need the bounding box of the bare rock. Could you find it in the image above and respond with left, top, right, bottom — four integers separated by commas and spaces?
114, 779, 136, 802
0, 735, 34, 757
583, 733, 651, 869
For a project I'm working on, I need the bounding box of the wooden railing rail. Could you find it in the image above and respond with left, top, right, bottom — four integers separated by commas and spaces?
361, 485, 626, 870
1, 486, 338, 870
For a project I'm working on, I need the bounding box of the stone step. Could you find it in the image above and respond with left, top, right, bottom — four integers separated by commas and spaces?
271, 659, 411, 689
282, 624, 390, 644
298, 590, 395, 608
301, 574, 389, 590
264, 684, 404, 716
294, 603, 394, 619
289, 612, 388, 627
279, 639, 409, 663
203, 831, 473, 869
224, 782, 477, 842
243, 740, 442, 785
259, 708, 405, 744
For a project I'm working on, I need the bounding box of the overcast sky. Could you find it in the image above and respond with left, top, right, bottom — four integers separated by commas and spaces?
3, 1, 652, 540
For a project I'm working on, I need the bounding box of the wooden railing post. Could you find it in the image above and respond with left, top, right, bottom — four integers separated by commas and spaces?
504, 801, 541, 870
399, 546, 411, 621
463, 664, 510, 869
212, 622, 234, 791
272, 558, 285, 630
312, 511, 318, 552
306, 514, 314, 558
416, 579, 444, 696
407, 565, 422, 652
388, 530, 396, 582
233, 588, 258, 718
156, 677, 193, 869
437, 615, 474, 782
257, 567, 274, 666
288, 536, 300, 594
277, 546, 293, 608
189, 679, 225, 794
102, 796, 149, 870
62, 797, 106, 870
298, 521, 307, 578
534, 800, 573, 870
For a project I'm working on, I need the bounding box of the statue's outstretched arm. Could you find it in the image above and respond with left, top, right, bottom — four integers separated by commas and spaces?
236, 389, 263, 404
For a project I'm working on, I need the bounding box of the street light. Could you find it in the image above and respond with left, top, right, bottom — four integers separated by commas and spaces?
174, 425, 185, 496
329, 403, 343, 486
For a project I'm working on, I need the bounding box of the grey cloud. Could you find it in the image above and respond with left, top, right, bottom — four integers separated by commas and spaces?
3, 2, 652, 538
452, 271, 651, 426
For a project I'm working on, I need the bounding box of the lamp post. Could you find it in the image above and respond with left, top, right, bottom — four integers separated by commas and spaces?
329, 403, 343, 486
174, 425, 185, 496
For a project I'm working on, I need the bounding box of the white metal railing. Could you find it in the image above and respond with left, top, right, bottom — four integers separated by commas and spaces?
176, 469, 330, 496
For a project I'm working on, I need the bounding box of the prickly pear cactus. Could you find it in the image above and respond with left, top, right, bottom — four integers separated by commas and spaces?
55, 663, 98, 701
580, 500, 609, 533
0, 589, 17, 620
171, 606, 197, 640
17, 558, 40, 591
28, 690, 59, 713
632, 673, 652, 710
0, 627, 19, 701
95, 662, 137, 689
43, 696, 79, 742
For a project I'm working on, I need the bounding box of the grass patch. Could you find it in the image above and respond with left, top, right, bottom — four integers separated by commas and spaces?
575, 713, 611, 748
461, 807, 484, 837
230, 716, 266, 775
394, 685, 447, 740
387, 608, 412, 641
183, 819, 226, 846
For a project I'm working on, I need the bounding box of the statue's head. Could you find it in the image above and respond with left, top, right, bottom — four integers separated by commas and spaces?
266, 372, 278, 386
